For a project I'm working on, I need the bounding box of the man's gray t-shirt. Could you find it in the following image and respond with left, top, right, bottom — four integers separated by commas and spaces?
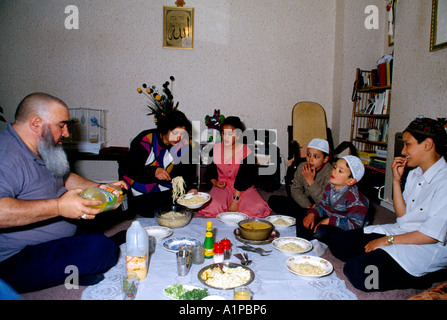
0, 124, 77, 262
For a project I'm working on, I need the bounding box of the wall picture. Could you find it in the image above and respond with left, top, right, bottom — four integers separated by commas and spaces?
163, 6, 194, 49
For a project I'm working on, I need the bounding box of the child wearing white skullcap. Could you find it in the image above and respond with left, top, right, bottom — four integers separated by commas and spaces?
342, 155, 365, 182
307, 138, 330, 155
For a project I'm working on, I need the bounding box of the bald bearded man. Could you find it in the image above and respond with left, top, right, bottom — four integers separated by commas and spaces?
0, 93, 127, 293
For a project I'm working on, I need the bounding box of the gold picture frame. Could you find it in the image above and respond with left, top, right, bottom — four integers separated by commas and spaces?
163, 6, 194, 49
430, 0, 447, 52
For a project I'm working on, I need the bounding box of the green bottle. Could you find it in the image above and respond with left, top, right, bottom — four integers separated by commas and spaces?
203, 221, 214, 259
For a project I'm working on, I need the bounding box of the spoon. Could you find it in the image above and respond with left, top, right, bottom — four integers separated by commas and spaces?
243, 253, 252, 266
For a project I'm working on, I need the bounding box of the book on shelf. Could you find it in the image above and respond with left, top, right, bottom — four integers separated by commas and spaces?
382, 89, 391, 115
381, 123, 389, 142
378, 63, 387, 87
365, 90, 390, 115
377, 54, 393, 87
369, 156, 387, 170
373, 93, 384, 114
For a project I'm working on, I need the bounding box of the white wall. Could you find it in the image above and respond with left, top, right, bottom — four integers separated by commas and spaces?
381, 0, 447, 205
3, 0, 443, 193
0, 0, 342, 180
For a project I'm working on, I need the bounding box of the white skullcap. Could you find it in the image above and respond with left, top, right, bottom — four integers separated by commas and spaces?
307, 138, 329, 154
342, 155, 365, 182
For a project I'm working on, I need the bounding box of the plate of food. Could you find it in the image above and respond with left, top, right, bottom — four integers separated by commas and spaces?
198, 262, 254, 290
177, 192, 211, 209
266, 215, 296, 229
162, 237, 201, 253
272, 237, 313, 256
144, 226, 173, 240
217, 212, 249, 226
163, 284, 210, 300
285, 255, 333, 278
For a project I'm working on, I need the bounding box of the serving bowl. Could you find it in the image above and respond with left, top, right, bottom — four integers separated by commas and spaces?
272, 237, 312, 256
177, 192, 211, 209
266, 215, 296, 229
155, 205, 192, 229
237, 218, 274, 241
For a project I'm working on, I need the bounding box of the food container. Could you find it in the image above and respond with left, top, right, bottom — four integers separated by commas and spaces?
155, 205, 192, 229
237, 218, 274, 241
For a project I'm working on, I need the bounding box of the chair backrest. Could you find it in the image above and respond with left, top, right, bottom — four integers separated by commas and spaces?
292, 101, 327, 148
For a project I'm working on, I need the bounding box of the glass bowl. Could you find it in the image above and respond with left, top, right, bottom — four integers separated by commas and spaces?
155, 205, 192, 229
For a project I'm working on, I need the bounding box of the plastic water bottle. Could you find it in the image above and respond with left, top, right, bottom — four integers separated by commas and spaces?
79, 184, 123, 212
126, 221, 149, 280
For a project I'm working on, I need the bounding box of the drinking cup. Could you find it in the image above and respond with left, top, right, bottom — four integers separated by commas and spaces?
191, 243, 205, 264
233, 286, 252, 300
176, 248, 192, 276
122, 271, 139, 300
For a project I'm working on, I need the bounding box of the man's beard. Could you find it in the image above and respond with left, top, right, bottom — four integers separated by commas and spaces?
37, 126, 70, 177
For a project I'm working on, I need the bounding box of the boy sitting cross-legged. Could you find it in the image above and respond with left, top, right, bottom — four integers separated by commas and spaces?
296, 155, 369, 244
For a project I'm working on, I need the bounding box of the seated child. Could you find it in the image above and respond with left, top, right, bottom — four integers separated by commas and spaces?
329, 118, 447, 292
198, 116, 271, 218
296, 155, 369, 244
268, 138, 332, 217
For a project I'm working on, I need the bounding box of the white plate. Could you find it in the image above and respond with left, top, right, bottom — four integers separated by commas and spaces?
217, 212, 249, 226
144, 226, 173, 240
163, 284, 209, 300
272, 237, 312, 256
202, 295, 226, 300
177, 192, 211, 209
266, 215, 296, 229
162, 236, 201, 253
285, 255, 333, 278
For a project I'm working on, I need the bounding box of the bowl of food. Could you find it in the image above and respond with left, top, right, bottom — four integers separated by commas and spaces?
272, 237, 313, 256
266, 215, 296, 229
155, 205, 192, 229
177, 192, 211, 209
237, 218, 274, 241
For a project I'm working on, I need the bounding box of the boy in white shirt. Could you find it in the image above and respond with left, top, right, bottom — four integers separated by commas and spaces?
329, 117, 447, 291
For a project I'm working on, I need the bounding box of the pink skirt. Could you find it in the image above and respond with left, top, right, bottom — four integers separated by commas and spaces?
198, 185, 271, 218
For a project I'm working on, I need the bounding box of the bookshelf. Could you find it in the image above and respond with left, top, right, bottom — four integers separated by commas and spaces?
350, 67, 391, 201
350, 68, 391, 157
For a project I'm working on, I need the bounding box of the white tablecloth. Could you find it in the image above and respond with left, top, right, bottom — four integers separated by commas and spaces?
81, 216, 357, 300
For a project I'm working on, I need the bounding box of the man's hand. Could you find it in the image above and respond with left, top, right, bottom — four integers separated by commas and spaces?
57, 189, 103, 220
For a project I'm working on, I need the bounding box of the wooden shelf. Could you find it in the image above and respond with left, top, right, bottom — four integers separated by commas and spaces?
354, 113, 389, 119
350, 68, 391, 166
358, 85, 391, 92
352, 138, 388, 147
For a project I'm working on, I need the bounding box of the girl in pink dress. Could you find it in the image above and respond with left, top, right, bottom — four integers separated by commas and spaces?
198, 117, 271, 218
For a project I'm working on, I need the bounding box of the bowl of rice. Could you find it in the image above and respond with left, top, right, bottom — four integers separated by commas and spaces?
155, 205, 192, 229
272, 237, 312, 256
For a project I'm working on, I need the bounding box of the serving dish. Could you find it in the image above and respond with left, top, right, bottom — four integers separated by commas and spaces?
144, 226, 173, 240
234, 228, 279, 245
217, 212, 249, 226
162, 236, 201, 253
285, 255, 333, 278
163, 284, 209, 300
237, 218, 274, 241
266, 215, 296, 229
177, 192, 211, 209
272, 237, 312, 256
198, 262, 254, 290
155, 205, 192, 229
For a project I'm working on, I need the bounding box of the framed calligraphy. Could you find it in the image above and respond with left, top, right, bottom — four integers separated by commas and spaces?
163, 6, 194, 49
430, 0, 447, 52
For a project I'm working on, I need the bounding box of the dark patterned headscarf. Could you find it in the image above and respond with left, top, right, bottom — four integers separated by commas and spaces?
405, 117, 446, 156
405, 118, 446, 138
